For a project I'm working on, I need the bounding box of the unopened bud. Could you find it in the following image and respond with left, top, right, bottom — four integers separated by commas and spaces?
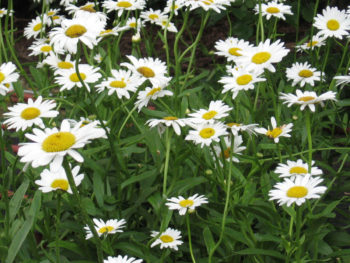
132, 32, 141, 43
205, 169, 213, 175
292, 115, 298, 120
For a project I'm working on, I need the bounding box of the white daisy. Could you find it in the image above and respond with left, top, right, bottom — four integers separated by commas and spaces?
183, 0, 228, 13
254, 0, 293, 20
18, 119, 105, 170
35, 163, 84, 194
0, 62, 19, 95
285, 62, 322, 87
151, 228, 183, 250
212, 135, 246, 164
214, 37, 253, 62
279, 89, 337, 112
66, 117, 107, 139
55, 64, 101, 92
165, 194, 208, 215
313, 6, 350, 39
156, 18, 178, 33
164, 1, 185, 16
187, 100, 232, 124
24, 16, 47, 39
0, 8, 13, 18
94, 53, 103, 63
185, 122, 228, 148
103, 0, 146, 16
43, 54, 75, 71
226, 122, 258, 136
275, 159, 323, 179
45, 9, 63, 26
146, 116, 186, 136
219, 66, 265, 99
333, 70, 350, 88
50, 13, 105, 54
104, 255, 143, 263
3, 96, 58, 131
60, 0, 74, 6
296, 35, 326, 52
28, 38, 64, 57
85, 218, 126, 239
140, 9, 167, 24
135, 83, 173, 112
117, 17, 144, 33
255, 116, 293, 143
235, 39, 290, 73
121, 55, 169, 87
269, 174, 327, 206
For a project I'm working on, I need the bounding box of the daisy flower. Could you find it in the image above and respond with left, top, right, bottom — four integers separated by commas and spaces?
45, 9, 63, 26
269, 174, 327, 206
103, 0, 146, 16
0, 8, 13, 18
254, 0, 293, 20
279, 89, 337, 112
146, 116, 186, 136
66, 117, 108, 139
3, 96, 58, 131
226, 122, 258, 136
214, 37, 253, 62
28, 38, 64, 57
0, 62, 19, 95
85, 218, 126, 239
183, 0, 229, 13
156, 18, 178, 33
140, 9, 167, 24
96, 69, 140, 99
163, 1, 185, 15
66, 2, 97, 14
60, 0, 74, 6
333, 70, 350, 88
166, 194, 208, 215
135, 82, 173, 112
219, 66, 265, 99
35, 164, 84, 194
296, 35, 326, 52
18, 119, 105, 170
313, 6, 350, 39
55, 64, 101, 92
50, 12, 105, 54
151, 228, 183, 250
285, 62, 323, 87
43, 54, 75, 71
275, 159, 323, 179
104, 255, 143, 263
99, 26, 120, 39
94, 53, 103, 63
187, 100, 232, 124
235, 39, 289, 73
117, 18, 144, 33
24, 16, 47, 39
212, 135, 246, 164
185, 122, 228, 148
121, 55, 169, 87
255, 116, 293, 143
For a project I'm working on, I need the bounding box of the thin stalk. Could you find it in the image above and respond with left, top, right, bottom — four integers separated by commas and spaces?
295, 0, 301, 44
55, 193, 62, 263
163, 0, 175, 74
305, 110, 312, 172
294, 206, 302, 263
257, 0, 265, 44
186, 214, 196, 263
320, 39, 331, 83
62, 160, 103, 263
117, 105, 137, 140
162, 128, 171, 198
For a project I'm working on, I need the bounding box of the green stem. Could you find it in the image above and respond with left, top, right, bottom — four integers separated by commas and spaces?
186, 214, 196, 263
257, 0, 265, 44
162, 0, 175, 74
320, 39, 331, 83
62, 160, 103, 263
117, 105, 137, 139
295, 0, 301, 44
55, 193, 62, 263
294, 206, 302, 263
305, 110, 312, 172
162, 128, 171, 198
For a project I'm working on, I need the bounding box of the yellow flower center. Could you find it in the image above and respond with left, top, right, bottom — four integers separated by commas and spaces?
33, 23, 42, 32
160, 235, 174, 243
0, 10, 4, 14
298, 69, 313, 78
298, 96, 315, 102
58, 61, 74, 69
109, 80, 126, 88
289, 166, 308, 174
306, 41, 318, 47
51, 179, 69, 191
47, 11, 55, 16
266, 127, 282, 138
286, 186, 308, 198
149, 14, 159, 20
129, 22, 136, 28
40, 45, 52, 52
236, 74, 253, 85
52, 16, 60, 20
69, 73, 86, 82
228, 47, 242, 56
179, 199, 194, 208
137, 66, 155, 78
266, 7, 280, 13
80, 4, 96, 13
221, 147, 231, 159
227, 122, 241, 127
251, 51, 271, 64
100, 29, 113, 35
0, 72, 5, 83
202, 110, 217, 120
117, 1, 132, 8
42, 132, 76, 152
163, 116, 178, 120
98, 226, 114, 234
326, 19, 340, 31
65, 24, 87, 38
203, 0, 214, 5
21, 107, 41, 120
147, 87, 161, 96
199, 128, 215, 139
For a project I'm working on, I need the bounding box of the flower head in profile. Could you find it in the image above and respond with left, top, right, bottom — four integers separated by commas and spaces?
3, 96, 58, 131
296, 35, 326, 52
313, 6, 350, 39
103, 0, 146, 16
29, 38, 64, 57
212, 135, 246, 164
333, 69, 350, 88
85, 218, 126, 239
151, 228, 183, 250
140, 9, 167, 24
35, 163, 84, 194
226, 122, 258, 136
269, 174, 327, 206
185, 122, 228, 148
254, 0, 293, 20
285, 62, 323, 87
187, 100, 232, 124
0, 8, 13, 18
146, 116, 186, 136
104, 255, 143, 263
274, 159, 323, 180
279, 90, 337, 112
215, 37, 253, 62
0, 62, 19, 95
166, 194, 208, 215
255, 116, 293, 143
43, 54, 75, 71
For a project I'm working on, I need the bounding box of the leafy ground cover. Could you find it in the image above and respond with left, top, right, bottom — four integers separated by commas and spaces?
0, 0, 350, 262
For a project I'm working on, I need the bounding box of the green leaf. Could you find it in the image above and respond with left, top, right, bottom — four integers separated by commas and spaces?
9, 179, 29, 222
121, 169, 157, 189
203, 226, 215, 254
93, 172, 104, 208
234, 248, 285, 259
